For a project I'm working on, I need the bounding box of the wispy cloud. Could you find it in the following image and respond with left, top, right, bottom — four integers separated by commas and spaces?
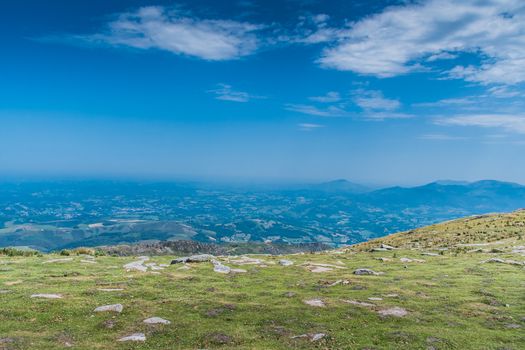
208, 84, 264, 102
437, 114, 525, 134
308, 91, 341, 103
285, 104, 347, 117
352, 89, 400, 111
316, 0, 525, 85
418, 134, 468, 141
298, 123, 324, 131
71, 6, 263, 61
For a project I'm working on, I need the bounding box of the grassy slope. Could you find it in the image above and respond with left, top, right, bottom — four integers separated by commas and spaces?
0, 214, 524, 349
355, 209, 525, 251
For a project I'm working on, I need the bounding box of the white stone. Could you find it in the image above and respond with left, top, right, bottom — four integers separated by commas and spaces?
31, 294, 62, 299
143, 317, 171, 325
118, 333, 146, 342
303, 299, 326, 307
94, 304, 123, 313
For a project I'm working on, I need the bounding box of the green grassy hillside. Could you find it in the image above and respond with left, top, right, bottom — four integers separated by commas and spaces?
1, 213, 524, 349
356, 209, 525, 251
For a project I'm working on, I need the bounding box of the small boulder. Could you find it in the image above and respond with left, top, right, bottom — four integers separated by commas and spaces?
143, 317, 171, 325
303, 299, 326, 307
94, 304, 123, 313
31, 294, 62, 299
279, 259, 294, 266
354, 268, 380, 276
118, 333, 146, 342
378, 307, 408, 317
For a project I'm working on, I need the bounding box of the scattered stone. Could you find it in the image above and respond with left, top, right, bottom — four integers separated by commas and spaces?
310, 266, 333, 273
230, 268, 247, 273
123, 260, 148, 272
207, 333, 232, 345
117, 333, 146, 342
279, 259, 294, 266
505, 323, 521, 329
400, 257, 425, 263
421, 252, 440, 256
171, 254, 215, 264
31, 294, 62, 299
0, 290, 10, 294
291, 333, 326, 342
143, 317, 171, 325
378, 307, 408, 317
212, 260, 231, 274
94, 304, 123, 313
371, 248, 389, 252
381, 244, 396, 250
325, 279, 349, 287
482, 258, 524, 266
354, 268, 380, 276
385, 293, 399, 298
229, 257, 264, 265
376, 257, 391, 262
284, 292, 296, 298
97, 288, 124, 292
304, 298, 326, 307
344, 300, 375, 308
43, 258, 73, 264
368, 297, 383, 301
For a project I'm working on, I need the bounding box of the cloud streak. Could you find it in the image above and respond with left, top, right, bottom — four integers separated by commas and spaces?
77, 6, 263, 61
208, 84, 264, 102
317, 0, 525, 85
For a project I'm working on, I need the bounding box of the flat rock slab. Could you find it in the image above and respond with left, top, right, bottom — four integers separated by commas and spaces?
97, 288, 124, 292
421, 252, 440, 256
292, 333, 326, 342
482, 258, 524, 266
354, 268, 381, 275
344, 300, 375, 308
229, 257, 264, 265
123, 261, 148, 272
400, 258, 425, 263
378, 307, 408, 317
43, 258, 73, 264
31, 294, 63, 299
303, 299, 326, 307
171, 254, 215, 264
118, 333, 146, 342
279, 259, 294, 266
144, 317, 171, 325
94, 304, 123, 313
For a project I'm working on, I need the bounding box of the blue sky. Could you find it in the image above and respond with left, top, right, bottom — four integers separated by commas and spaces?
1, 0, 525, 185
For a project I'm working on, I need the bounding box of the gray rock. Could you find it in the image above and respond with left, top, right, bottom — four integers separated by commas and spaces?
31, 294, 63, 299
291, 333, 326, 342
381, 244, 396, 250
171, 254, 215, 264
421, 252, 440, 256
354, 268, 380, 275
212, 260, 231, 274
377, 307, 408, 317
143, 317, 171, 325
279, 259, 294, 266
117, 333, 146, 342
94, 304, 123, 313
303, 298, 326, 307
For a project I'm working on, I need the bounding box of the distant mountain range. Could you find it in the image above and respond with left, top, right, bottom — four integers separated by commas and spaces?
1, 179, 524, 251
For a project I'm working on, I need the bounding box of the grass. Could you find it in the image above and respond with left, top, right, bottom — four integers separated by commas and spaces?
0, 246, 524, 349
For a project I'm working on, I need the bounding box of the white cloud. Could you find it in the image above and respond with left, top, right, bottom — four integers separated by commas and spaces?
81, 6, 262, 60
437, 114, 525, 134
285, 104, 347, 117
418, 134, 467, 140
353, 89, 401, 111
298, 123, 325, 131
318, 0, 525, 85
208, 84, 264, 102
309, 91, 341, 103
